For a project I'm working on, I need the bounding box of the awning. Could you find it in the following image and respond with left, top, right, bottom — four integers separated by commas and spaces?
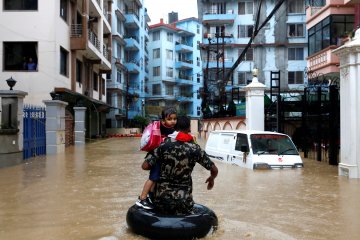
50, 88, 111, 113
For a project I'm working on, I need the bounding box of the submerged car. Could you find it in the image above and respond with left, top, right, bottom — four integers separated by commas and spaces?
205, 130, 303, 169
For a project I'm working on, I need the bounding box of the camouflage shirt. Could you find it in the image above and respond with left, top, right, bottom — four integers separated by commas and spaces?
145, 137, 214, 215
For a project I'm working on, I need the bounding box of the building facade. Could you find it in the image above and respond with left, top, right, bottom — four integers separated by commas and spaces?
0, 0, 113, 141
107, 0, 149, 128
147, 17, 203, 118
197, 0, 308, 111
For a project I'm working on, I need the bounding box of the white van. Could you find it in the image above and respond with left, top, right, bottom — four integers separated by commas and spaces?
205, 130, 303, 169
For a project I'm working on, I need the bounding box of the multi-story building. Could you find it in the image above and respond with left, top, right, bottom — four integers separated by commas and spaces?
147, 17, 203, 118
197, 0, 308, 108
107, 0, 149, 128
0, 0, 112, 141
306, 0, 355, 79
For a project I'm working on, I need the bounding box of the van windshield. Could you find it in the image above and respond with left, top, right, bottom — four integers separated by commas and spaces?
250, 134, 298, 155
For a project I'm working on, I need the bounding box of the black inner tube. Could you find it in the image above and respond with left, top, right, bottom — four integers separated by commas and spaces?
126, 203, 218, 240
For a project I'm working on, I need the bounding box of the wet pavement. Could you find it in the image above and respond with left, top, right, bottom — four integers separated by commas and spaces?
0, 137, 359, 240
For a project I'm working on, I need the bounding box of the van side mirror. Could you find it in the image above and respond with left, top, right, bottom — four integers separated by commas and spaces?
241, 144, 249, 153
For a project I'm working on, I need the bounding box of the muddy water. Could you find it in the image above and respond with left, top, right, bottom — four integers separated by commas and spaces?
0, 138, 359, 240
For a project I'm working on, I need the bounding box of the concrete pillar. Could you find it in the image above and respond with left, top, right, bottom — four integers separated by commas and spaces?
0, 90, 27, 166
244, 69, 266, 131
333, 29, 360, 178
74, 107, 87, 145
43, 100, 68, 154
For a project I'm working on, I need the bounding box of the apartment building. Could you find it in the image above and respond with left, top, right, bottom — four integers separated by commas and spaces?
197, 0, 308, 106
107, 0, 149, 128
306, 0, 356, 78
147, 17, 203, 118
0, 0, 111, 141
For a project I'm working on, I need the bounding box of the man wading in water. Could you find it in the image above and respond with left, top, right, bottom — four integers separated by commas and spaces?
142, 116, 218, 215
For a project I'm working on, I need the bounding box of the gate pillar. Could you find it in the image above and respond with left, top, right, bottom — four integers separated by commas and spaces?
74, 107, 87, 145
244, 69, 266, 131
0, 89, 27, 166
43, 100, 68, 154
333, 29, 360, 178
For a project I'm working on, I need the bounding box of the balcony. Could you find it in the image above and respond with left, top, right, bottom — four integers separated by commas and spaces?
175, 59, 193, 69
176, 75, 193, 85
203, 32, 235, 45
124, 60, 140, 73
125, 10, 140, 29
115, 8, 126, 21
113, 32, 126, 46
307, 46, 340, 75
207, 58, 234, 69
175, 41, 193, 52
202, 9, 236, 25
124, 36, 140, 51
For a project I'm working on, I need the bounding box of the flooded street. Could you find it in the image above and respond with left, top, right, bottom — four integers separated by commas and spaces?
0, 137, 359, 240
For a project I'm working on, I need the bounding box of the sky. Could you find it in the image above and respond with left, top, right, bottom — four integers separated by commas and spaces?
144, 0, 198, 25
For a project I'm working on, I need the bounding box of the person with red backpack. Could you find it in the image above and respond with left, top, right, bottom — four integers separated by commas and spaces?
136, 107, 177, 209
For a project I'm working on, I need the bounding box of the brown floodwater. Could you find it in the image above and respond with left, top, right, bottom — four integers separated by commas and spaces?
0, 137, 359, 240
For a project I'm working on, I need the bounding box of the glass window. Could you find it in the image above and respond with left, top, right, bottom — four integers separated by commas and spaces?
288, 71, 304, 84
235, 133, 249, 151
250, 134, 298, 155
165, 85, 173, 95
60, 0, 68, 21
237, 71, 252, 85
167, 32, 173, 42
238, 25, 253, 38
93, 72, 98, 91
166, 49, 173, 60
153, 66, 160, 76
288, 48, 304, 60
153, 48, 160, 58
152, 84, 161, 95
3, 42, 38, 71
4, 0, 37, 10
288, 24, 304, 37
60, 47, 68, 76
238, 2, 253, 15
116, 70, 122, 83
238, 48, 253, 61
288, 0, 304, 14
76, 60, 82, 84
166, 67, 173, 77
152, 31, 160, 41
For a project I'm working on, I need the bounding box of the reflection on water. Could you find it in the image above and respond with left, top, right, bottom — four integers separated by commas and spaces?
0, 138, 360, 240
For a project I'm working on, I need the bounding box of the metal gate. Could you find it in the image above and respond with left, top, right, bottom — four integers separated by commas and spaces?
23, 105, 46, 160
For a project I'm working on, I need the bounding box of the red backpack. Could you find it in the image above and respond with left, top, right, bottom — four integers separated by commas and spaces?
140, 121, 162, 152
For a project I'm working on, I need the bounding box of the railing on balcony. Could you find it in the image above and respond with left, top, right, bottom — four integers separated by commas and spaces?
309, 6, 323, 16
177, 58, 193, 64
178, 75, 193, 80
124, 35, 139, 43
103, 44, 109, 60
89, 31, 101, 51
71, 24, 82, 37
175, 40, 193, 47
204, 9, 234, 14
125, 9, 139, 20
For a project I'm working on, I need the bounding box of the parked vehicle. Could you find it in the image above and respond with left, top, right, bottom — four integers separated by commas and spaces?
205, 130, 303, 169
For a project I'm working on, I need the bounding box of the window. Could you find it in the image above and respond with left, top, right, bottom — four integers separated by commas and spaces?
60, 47, 68, 76
3, 42, 38, 71
238, 1, 253, 15
165, 85, 174, 95
308, 15, 354, 55
288, 71, 304, 84
93, 72, 98, 91
197, 106, 201, 116
101, 78, 105, 95
288, 24, 304, 37
167, 32, 173, 42
153, 31, 160, 41
288, 48, 304, 60
60, 0, 68, 21
152, 84, 161, 95
238, 25, 253, 38
166, 49, 173, 60
197, 24, 200, 34
153, 66, 160, 76
76, 60, 82, 84
116, 70, 122, 83
153, 48, 160, 58
197, 73, 200, 83
4, 0, 38, 10
237, 72, 252, 85
288, 0, 304, 14
235, 134, 249, 151
197, 57, 200, 66
238, 48, 253, 61
166, 67, 173, 77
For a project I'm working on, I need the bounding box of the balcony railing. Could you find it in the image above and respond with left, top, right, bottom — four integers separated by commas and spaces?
71, 24, 82, 37
89, 31, 101, 51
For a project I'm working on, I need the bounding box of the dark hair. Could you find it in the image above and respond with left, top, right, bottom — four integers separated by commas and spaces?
161, 107, 177, 120
175, 116, 190, 131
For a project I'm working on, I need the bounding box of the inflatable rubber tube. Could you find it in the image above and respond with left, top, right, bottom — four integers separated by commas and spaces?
126, 203, 218, 240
